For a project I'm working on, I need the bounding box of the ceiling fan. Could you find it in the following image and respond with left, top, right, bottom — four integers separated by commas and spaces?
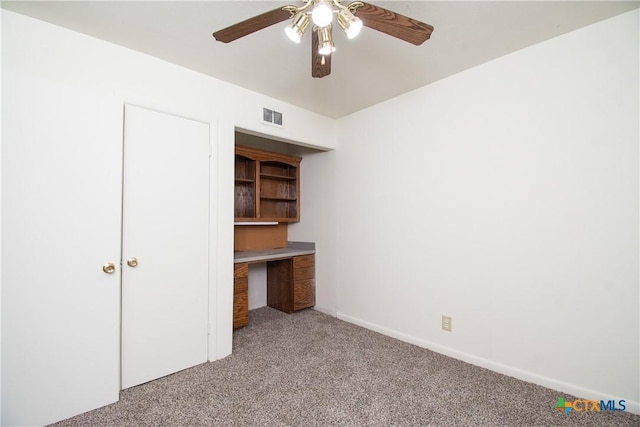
212, 0, 434, 78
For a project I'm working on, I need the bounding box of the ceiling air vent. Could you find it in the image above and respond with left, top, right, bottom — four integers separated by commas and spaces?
262, 107, 283, 128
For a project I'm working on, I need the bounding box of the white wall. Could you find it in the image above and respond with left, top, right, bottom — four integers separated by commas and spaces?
1, 9, 335, 425
335, 9, 639, 413
288, 149, 339, 315
248, 264, 267, 310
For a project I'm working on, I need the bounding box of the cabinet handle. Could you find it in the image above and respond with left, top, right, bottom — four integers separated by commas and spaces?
102, 263, 116, 274
127, 257, 138, 268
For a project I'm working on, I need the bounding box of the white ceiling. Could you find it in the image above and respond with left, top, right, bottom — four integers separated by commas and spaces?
3, 1, 638, 118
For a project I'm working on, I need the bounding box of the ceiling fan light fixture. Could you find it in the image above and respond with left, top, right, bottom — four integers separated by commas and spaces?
285, 12, 310, 43
337, 7, 362, 39
317, 25, 336, 55
212, 1, 434, 79
311, 1, 333, 27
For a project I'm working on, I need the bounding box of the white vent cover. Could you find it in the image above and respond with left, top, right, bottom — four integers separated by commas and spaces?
262, 107, 283, 127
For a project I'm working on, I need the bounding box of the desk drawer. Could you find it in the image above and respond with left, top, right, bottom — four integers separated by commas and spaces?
293, 278, 315, 311
233, 295, 248, 329
294, 266, 315, 281
234, 262, 249, 278
234, 277, 248, 294
293, 255, 314, 269
233, 276, 248, 329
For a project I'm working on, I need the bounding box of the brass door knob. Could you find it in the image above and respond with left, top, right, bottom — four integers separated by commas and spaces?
102, 263, 116, 274
127, 257, 138, 268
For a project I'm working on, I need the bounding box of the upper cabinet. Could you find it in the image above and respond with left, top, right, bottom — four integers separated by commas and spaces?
235, 145, 301, 223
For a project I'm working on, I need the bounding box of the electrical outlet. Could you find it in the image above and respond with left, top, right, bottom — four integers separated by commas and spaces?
442, 315, 452, 332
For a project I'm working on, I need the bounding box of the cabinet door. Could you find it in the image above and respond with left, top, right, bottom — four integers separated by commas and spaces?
121, 105, 210, 389
2, 72, 122, 426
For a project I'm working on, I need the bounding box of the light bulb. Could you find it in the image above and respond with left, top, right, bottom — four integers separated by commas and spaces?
318, 42, 336, 56
312, 2, 333, 27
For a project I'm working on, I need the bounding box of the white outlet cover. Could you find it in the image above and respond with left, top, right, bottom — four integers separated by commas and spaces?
442, 315, 452, 332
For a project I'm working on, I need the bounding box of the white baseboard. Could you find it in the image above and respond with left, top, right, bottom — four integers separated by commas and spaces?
313, 305, 337, 317
336, 312, 639, 415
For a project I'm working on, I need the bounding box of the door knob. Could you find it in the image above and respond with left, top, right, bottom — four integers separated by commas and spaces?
102, 263, 116, 274
127, 257, 138, 268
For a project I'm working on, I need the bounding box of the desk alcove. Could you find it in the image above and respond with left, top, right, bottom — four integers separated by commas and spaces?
233, 132, 325, 329
233, 242, 316, 329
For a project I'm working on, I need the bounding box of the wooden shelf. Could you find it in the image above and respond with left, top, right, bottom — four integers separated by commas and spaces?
260, 196, 297, 201
234, 152, 257, 219
260, 173, 296, 181
234, 145, 301, 223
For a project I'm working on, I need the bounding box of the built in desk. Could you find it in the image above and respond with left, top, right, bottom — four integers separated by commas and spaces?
233, 242, 316, 329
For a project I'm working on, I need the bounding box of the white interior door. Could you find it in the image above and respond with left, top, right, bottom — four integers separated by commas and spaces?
2, 72, 123, 426
121, 105, 210, 389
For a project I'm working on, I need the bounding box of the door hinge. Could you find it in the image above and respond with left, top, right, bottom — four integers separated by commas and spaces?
208, 141, 213, 157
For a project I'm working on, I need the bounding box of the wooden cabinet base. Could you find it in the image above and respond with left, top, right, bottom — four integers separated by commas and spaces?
233, 254, 315, 329
267, 255, 315, 314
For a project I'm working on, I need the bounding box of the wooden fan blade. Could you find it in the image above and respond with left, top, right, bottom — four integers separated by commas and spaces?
213, 7, 291, 43
354, 2, 434, 45
312, 30, 331, 78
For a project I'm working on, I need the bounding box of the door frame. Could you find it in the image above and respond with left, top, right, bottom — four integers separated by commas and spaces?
120, 104, 212, 388
119, 104, 235, 365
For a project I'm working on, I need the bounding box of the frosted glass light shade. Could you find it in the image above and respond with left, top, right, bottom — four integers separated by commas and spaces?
285, 26, 302, 43
345, 18, 362, 39
317, 25, 336, 55
285, 12, 310, 43
337, 8, 362, 39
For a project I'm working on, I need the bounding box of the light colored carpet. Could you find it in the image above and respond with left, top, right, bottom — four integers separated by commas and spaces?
52, 307, 638, 426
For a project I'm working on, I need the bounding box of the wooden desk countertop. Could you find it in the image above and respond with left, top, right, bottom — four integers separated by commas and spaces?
233, 241, 315, 264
